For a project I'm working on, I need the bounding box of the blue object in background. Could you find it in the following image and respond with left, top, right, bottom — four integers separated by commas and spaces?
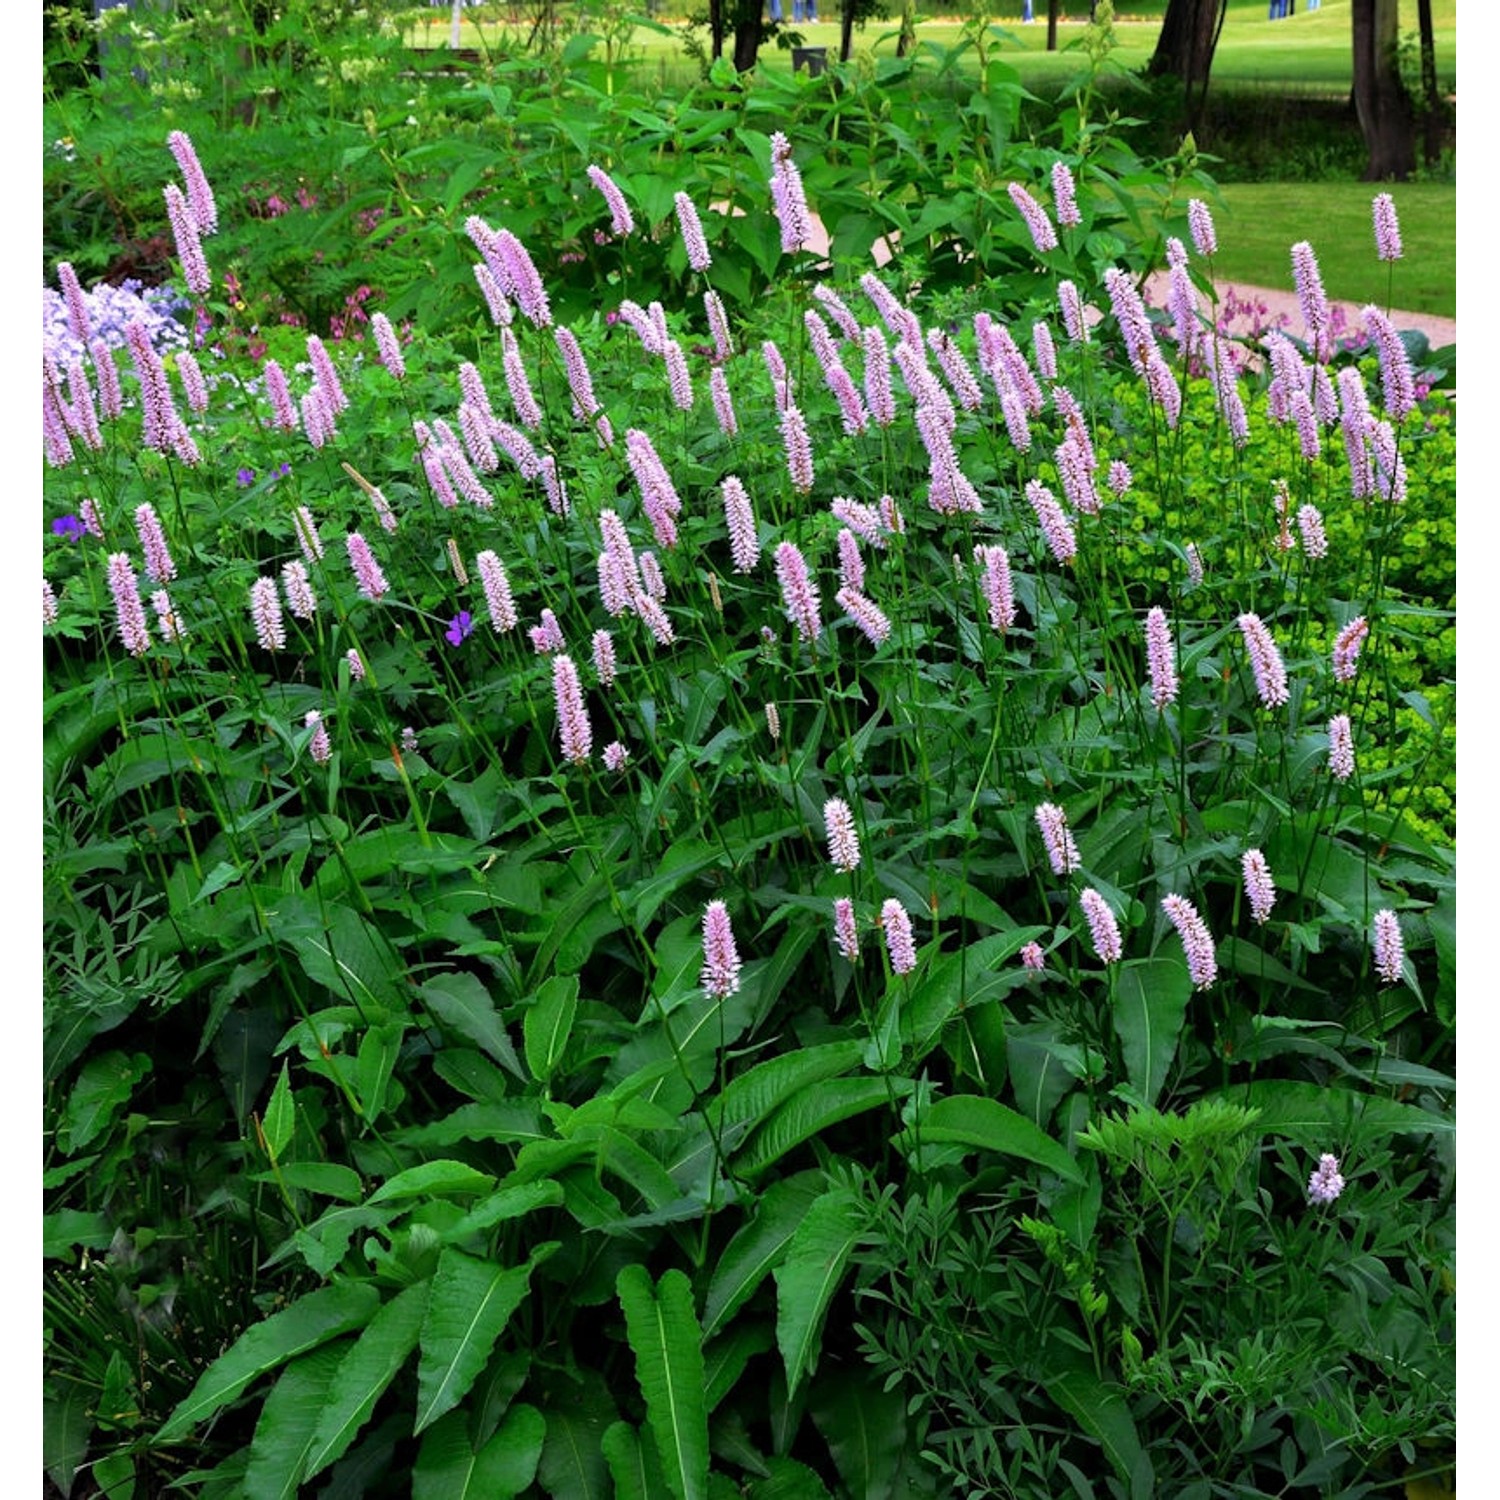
1022, 0, 1034, 19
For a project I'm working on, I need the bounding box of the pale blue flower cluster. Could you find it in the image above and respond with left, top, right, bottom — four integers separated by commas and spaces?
43, 277, 191, 368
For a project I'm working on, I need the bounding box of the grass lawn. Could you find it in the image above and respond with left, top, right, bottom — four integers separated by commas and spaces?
1206, 181, 1455, 318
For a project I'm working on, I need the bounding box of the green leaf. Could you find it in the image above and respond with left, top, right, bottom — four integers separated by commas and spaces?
443, 1179, 566, 1243
737, 1077, 912, 1180
536, 1382, 615, 1500
1111, 957, 1192, 1110
255, 1162, 363, 1202
747, 1454, 835, 1498
773, 1187, 866, 1399
524, 975, 578, 1085
628, 838, 722, 930
357, 1023, 405, 1124
899, 1095, 1083, 1183
601, 1421, 669, 1500
44, 1379, 92, 1497
415, 1243, 555, 1434
1043, 1364, 1148, 1486
420, 972, 525, 1079
263, 1060, 295, 1162
703, 1323, 774, 1415
705, 1041, 863, 1137
303, 1281, 430, 1483
413, 1404, 547, 1499
43, 1209, 114, 1260
616, 1266, 710, 1500
157, 1283, 382, 1443
809, 1373, 907, 1500
61, 1050, 152, 1153
701, 1173, 824, 1341
243, 1340, 348, 1500
368, 1160, 496, 1205
1219, 1080, 1454, 1145
276, 896, 408, 1014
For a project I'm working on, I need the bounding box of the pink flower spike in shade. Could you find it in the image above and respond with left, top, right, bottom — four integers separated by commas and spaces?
764, 703, 781, 742
1241, 849, 1276, 925
674, 191, 713, 272
281, 560, 317, 620
552, 654, 592, 765
1079, 888, 1123, 963
346, 532, 389, 601
1020, 942, 1046, 971
1307, 1153, 1346, 1205
108, 553, 151, 657
134, 503, 176, 584
1007, 182, 1058, 253
881, 899, 917, 976
1372, 192, 1403, 261
775, 541, 822, 644
346, 648, 366, 682
833, 898, 860, 963
1237, 613, 1290, 709
1144, 606, 1178, 710
167, 129, 218, 234
1161, 893, 1217, 990
305, 710, 332, 765
1332, 616, 1369, 683
587, 164, 635, 237
1327, 714, 1355, 782
700, 900, 742, 998
602, 740, 629, 773
43, 578, 59, 627
1035, 803, 1081, 877
824, 797, 862, 873
371, 312, 406, 379
1050, 161, 1082, 227
1372, 909, 1404, 985
591, 629, 618, 687
164, 186, 211, 297
249, 576, 285, 652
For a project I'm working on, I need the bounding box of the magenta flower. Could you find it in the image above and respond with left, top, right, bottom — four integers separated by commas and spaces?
43, 578, 59, 627
975, 544, 1016, 635
833, 898, 860, 963
824, 797, 862, 873
674, 191, 713, 272
1079, 888, 1123, 964
1035, 803, 1081, 877
281, 560, 318, 620
722, 477, 759, 574
881, 899, 918, 976
164, 183, 211, 297
263, 359, 299, 433
1187, 198, 1217, 257
1372, 192, 1403, 261
591, 628, 618, 687
167, 129, 218, 234
700, 900, 742, 998
587, 163, 635, 237
769, 132, 813, 254
133, 503, 176, 585
1051, 160, 1082, 227
305, 710, 332, 765
603, 740, 629, 773
1007, 181, 1058, 253
371, 312, 406, 380
1327, 714, 1355, 782
1332, 616, 1369, 683
775, 541, 822, 643
1307, 1152, 1346, 1205
108, 553, 151, 657
1372, 909, 1404, 985
1161, 893, 1217, 989
346, 532, 389, 601
346, 648, 365, 682
1027, 481, 1077, 566
710, 367, 738, 437
249, 575, 285, 652
1020, 942, 1045, 971
1237, 613, 1290, 709
1144, 606, 1178, 709
552, 654, 592, 765
306, 335, 348, 415
1241, 850, 1276, 925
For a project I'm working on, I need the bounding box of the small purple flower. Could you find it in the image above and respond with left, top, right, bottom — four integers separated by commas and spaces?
1035, 802, 1081, 877
1332, 616, 1369, 684
1007, 181, 1058, 253
824, 797, 862, 873
1372, 193, 1403, 262
603, 740, 629, 773
1307, 1152, 1346, 1205
1020, 941, 1045, 971
445, 610, 474, 647
1241, 849, 1276, 925
1237, 613, 1290, 709
1187, 198, 1218, 257
1079, 888, 1124, 964
700, 900, 742, 998
1144, 606, 1178, 709
52, 515, 85, 542
236, 467, 256, 487
1372, 909, 1404, 984
1161, 893, 1217, 989
1327, 714, 1356, 782
833, 898, 859, 962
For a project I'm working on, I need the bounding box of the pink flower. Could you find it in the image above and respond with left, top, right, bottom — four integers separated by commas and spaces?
775, 541, 822, 643
108, 554, 151, 656
1327, 714, 1355, 782
663, 338, 694, 413
1058, 280, 1089, 344
833, 898, 860, 962
592, 628, 617, 687
1027, 480, 1077, 566
176, 351, 208, 413
501, 329, 542, 430
674, 191, 712, 272
780, 402, 815, 493
371, 312, 406, 379
346, 532, 390, 601
1372, 909, 1404, 985
1241, 849, 1276, 925
301, 385, 336, 450
1307, 1152, 1346, 1205
710, 367, 738, 437
1362, 305, 1417, 421
638, 551, 666, 602
1079, 888, 1123, 963
57, 262, 90, 342
1187, 198, 1217, 257
1055, 434, 1101, 516
1144, 606, 1178, 709
124, 320, 176, 453
1107, 460, 1132, 496
764, 702, 781, 741
164, 183, 211, 296
1032, 321, 1057, 381
863, 324, 896, 428
1035, 803, 1081, 877
494, 229, 552, 327
634, 590, 675, 647
167, 130, 218, 234
881, 899, 918, 975
1297, 504, 1328, 560
824, 797, 862, 873
1007, 182, 1058, 253
530, 608, 566, 655
587, 163, 635, 237
90, 340, 123, 422
975, 544, 1015, 635
1372, 192, 1402, 261
704, 290, 734, 361
722, 476, 759, 573
1161, 893, 1217, 989
837, 588, 892, 647
927, 328, 984, 411
700, 900, 742, 997
281, 559, 317, 620
346, 648, 365, 681
603, 740, 629, 772
1020, 942, 1045, 971
305, 710, 332, 765
263, 360, 299, 432
600, 508, 643, 601
133, 503, 176, 585
43, 578, 59, 627
552, 654, 592, 765
769, 132, 812, 254
306, 335, 348, 415
249, 575, 285, 652
1290, 241, 1332, 363
1051, 160, 1082, 227
1237, 613, 1290, 709
473, 262, 513, 326
289, 505, 322, 565
1332, 616, 1369, 683
836, 529, 865, 593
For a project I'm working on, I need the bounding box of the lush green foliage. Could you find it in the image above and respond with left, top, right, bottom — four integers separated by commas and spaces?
44, 5, 1455, 1497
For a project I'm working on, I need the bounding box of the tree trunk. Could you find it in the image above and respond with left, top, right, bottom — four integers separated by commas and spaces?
1047, 0, 1059, 53
1416, 0, 1445, 164
731, 3, 761, 71
708, 0, 724, 58
841, 2, 856, 62
1350, 0, 1416, 179
896, 0, 916, 58
1147, 0, 1227, 131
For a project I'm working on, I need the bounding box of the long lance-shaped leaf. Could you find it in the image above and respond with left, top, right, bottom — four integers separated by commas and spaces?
736, 1077, 914, 1181
412, 1404, 547, 1500
616, 1266, 710, 1500
1042, 1363, 1149, 1487
302, 1280, 430, 1483
899, 1094, 1084, 1183
242, 1342, 347, 1500
700, 1173, 823, 1341
808, 1373, 908, 1500
773, 1187, 867, 1400
524, 974, 579, 1084
415, 1243, 556, 1434
1111, 957, 1192, 1109
601, 1420, 668, 1500
157, 1283, 381, 1443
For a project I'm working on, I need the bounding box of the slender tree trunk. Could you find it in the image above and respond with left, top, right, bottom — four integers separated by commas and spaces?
1047, 0, 1059, 53
841, 1, 856, 62
1416, 0, 1444, 164
1148, 0, 1227, 132
708, 0, 725, 58
731, 0, 761, 71
1350, 0, 1416, 179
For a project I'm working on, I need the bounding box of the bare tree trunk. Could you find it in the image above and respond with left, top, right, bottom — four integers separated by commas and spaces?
1148, 0, 1227, 131
731, 0, 761, 71
1047, 0, 1059, 53
1416, 0, 1445, 165
896, 0, 916, 58
841, 1, 856, 62
1351, 0, 1416, 179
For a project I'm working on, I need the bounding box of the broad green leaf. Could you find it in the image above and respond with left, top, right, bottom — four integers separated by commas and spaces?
1216, 936, 1320, 993
368, 1160, 496, 1205
773, 1187, 866, 1398
616, 1266, 710, 1500
705, 1041, 863, 1137
303, 1281, 430, 1483
809, 1373, 907, 1500
413, 1403, 546, 1499
418, 971, 525, 1079
263, 1061, 295, 1161
357, 1023, 404, 1123
737, 1077, 913, 1180
92, 1452, 135, 1500
44, 1379, 92, 1497
1043, 1364, 1148, 1486
443, 1180, 565, 1244
900, 1095, 1084, 1184
157, 1283, 381, 1442
901, 931, 1040, 1058
243, 1340, 347, 1500
1219, 1080, 1454, 1145
43, 1209, 114, 1260
701, 1173, 824, 1341
254, 1162, 363, 1202
703, 1323, 774, 1415
415, 1243, 555, 1434
1005, 1020, 1087, 1128
1111, 957, 1192, 1110
396, 1100, 549, 1148
747, 1454, 835, 1498
276, 896, 407, 1014
628, 838, 722, 930
524, 975, 579, 1085
61, 1050, 151, 1153
601, 1420, 669, 1500
536, 1388, 615, 1500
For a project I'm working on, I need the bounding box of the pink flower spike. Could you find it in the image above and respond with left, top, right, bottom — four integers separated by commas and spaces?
722, 476, 759, 574
1161, 893, 1217, 990
881, 899, 918, 976
134, 503, 177, 585
43, 578, 59, 627
1372, 192, 1403, 261
305, 710, 332, 765
552, 654, 592, 765
249, 575, 285, 652
769, 132, 813, 255
57, 262, 90, 343
306, 335, 348, 414
346, 532, 390, 601
1008, 181, 1058, 253
834, 898, 860, 963
1307, 1152, 1346, 1205
1237, 613, 1290, 709
1079, 888, 1123, 963
603, 740, 629, 773
587, 164, 635, 237
1144, 606, 1178, 709
108, 553, 151, 657
836, 587, 893, 648
700, 900, 742, 998
592, 628, 618, 687
164, 186, 211, 297
775, 541, 822, 644
1035, 803, 1081, 877
263, 360, 299, 433
1372, 909, 1404, 985
168, 129, 218, 234
474, 550, 517, 632
1327, 714, 1355, 782
346, 648, 366, 682
780, 402, 815, 493
1290, 240, 1332, 363
1058, 280, 1089, 344
1187, 198, 1217, 257
710, 367, 738, 437
1241, 850, 1276, 925
281, 559, 318, 620
1332, 616, 1369, 683
1051, 160, 1082, 227
151, 589, 184, 643
1297, 504, 1328, 560
765, 703, 781, 741
824, 797, 862, 873
371, 312, 406, 379
1020, 942, 1045, 971
1027, 480, 1077, 566
974, 544, 1015, 635
530, 608, 566, 656
674, 191, 713, 272
176, 351, 208, 413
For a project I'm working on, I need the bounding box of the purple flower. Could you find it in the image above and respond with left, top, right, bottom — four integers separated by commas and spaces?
249, 575, 285, 652
1161, 893, 1217, 989
1107, 460, 1132, 496
1290, 241, 1332, 363
700, 900, 742, 998
833, 898, 860, 963
1007, 182, 1058, 253
674, 191, 713, 273
1079, 888, 1123, 964
1372, 192, 1403, 261
1032, 321, 1057, 381
282, 560, 318, 621
236, 467, 256, 487
824, 797, 862, 873
1362, 304, 1417, 421
1241, 850, 1276, 925
1035, 802, 1081, 877
1307, 1152, 1346, 1205
346, 532, 390, 602
1327, 714, 1355, 782
134, 503, 177, 585
975, 544, 1016, 635
863, 324, 897, 428
552, 654, 592, 766
1332, 616, 1369, 683
168, 129, 218, 235
1051, 161, 1082, 227
305, 710, 332, 765
592, 629, 618, 687
1237, 613, 1290, 709
108, 553, 151, 657
263, 360, 299, 433
775, 541, 822, 643
1187, 198, 1217, 257
1144, 606, 1178, 710
603, 740, 629, 772
881, 899, 918, 976
52, 515, 85, 541
1020, 941, 1045, 971
587, 164, 635, 237
1372, 909, 1404, 985
445, 610, 474, 647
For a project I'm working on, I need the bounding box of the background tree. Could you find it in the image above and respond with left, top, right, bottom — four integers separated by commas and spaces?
1350, 0, 1416, 178
1147, 0, 1228, 130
